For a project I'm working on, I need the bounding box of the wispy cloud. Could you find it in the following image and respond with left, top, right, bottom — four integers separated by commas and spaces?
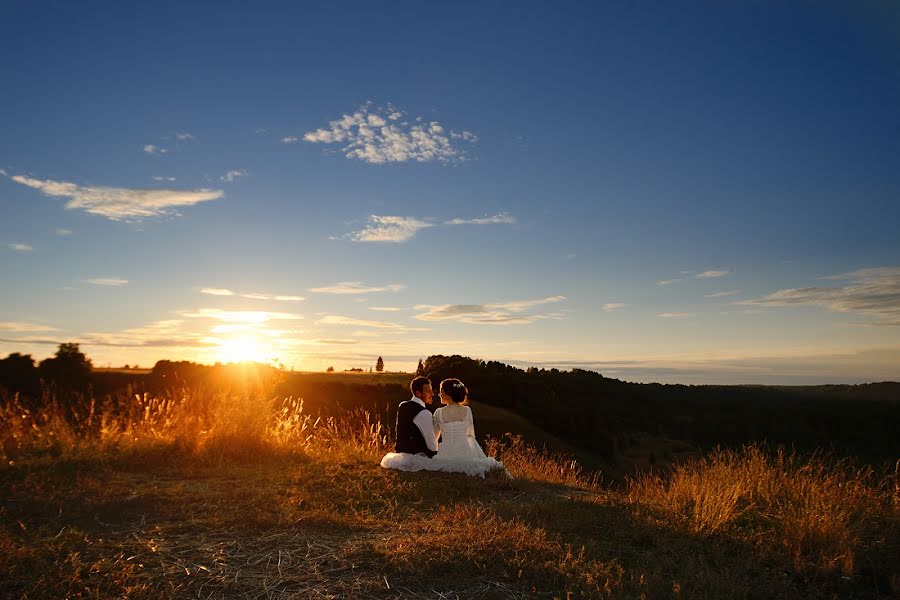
705, 290, 742, 298
740, 267, 900, 326
444, 212, 516, 226
602, 303, 627, 311
695, 270, 730, 279
414, 296, 566, 325
220, 169, 247, 183
0, 321, 59, 332
85, 278, 128, 286
343, 212, 515, 243
181, 308, 304, 323
153, 176, 176, 182
143, 144, 167, 155
6, 172, 223, 221
174, 132, 194, 141
369, 307, 402, 312
310, 281, 405, 295
302, 103, 477, 164
657, 312, 693, 318
343, 215, 434, 243
199, 287, 304, 302
56, 228, 72, 236
316, 315, 427, 331
7, 243, 34, 252
658, 269, 731, 285
281, 136, 299, 144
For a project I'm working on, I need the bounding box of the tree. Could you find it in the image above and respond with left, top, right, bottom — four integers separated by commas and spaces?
376, 356, 384, 372
326, 366, 334, 372
0, 352, 41, 398
416, 359, 425, 376
39, 343, 92, 392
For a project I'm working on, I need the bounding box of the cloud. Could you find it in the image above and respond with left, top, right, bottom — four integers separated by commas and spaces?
444, 212, 516, 226
740, 267, 900, 326
316, 315, 427, 331
658, 270, 731, 286
343, 212, 516, 243
695, 270, 730, 279
657, 312, 693, 318
310, 281, 405, 295
220, 169, 247, 183
705, 290, 742, 298
602, 303, 627, 311
303, 103, 477, 164
414, 296, 566, 325
0, 322, 59, 332
143, 144, 167, 155
153, 176, 176, 182
181, 308, 304, 323
281, 136, 299, 144
199, 288, 234, 296
85, 278, 128, 286
343, 215, 434, 243
8, 243, 33, 252
199, 287, 305, 302
174, 132, 194, 141
369, 307, 402, 312
6, 172, 223, 221
56, 228, 72, 236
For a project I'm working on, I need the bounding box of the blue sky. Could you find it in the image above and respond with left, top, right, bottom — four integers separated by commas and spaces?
1, 1, 899, 383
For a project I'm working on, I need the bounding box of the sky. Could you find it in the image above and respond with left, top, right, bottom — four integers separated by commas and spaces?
1, 1, 899, 384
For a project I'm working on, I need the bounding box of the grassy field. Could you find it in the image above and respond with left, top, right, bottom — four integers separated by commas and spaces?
1, 387, 897, 598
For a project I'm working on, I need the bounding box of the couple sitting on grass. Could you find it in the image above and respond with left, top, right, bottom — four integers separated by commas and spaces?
380, 376, 506, 478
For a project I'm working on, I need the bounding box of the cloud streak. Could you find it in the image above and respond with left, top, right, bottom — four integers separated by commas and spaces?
310, 282, 405, 295
199, 287, 304, 302
740, 267, 900, 326
7, 243, 33, 252
302, 103, 477, 164
658, 269, 731, 286
343, 212, 515, 243
6, 172, 223, 221
414, 296, 566, 325
85, 278, 128, 286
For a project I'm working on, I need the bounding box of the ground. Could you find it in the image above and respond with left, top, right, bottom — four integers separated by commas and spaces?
3, 447, 881, 599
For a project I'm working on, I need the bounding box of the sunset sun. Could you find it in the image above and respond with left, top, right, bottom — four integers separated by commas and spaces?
215, 336, 271, 364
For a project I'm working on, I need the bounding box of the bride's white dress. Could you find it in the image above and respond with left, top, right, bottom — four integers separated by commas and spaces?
379, 406, 505, 478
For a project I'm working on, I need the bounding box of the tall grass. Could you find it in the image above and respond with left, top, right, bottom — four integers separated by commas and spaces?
0, 389, 389, 465
627, 445, 900, 580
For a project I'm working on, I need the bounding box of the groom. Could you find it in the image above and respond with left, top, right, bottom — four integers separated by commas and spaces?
395, 376, 438, 458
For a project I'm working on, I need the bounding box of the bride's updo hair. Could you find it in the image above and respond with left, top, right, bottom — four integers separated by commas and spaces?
440, 378, 468, 405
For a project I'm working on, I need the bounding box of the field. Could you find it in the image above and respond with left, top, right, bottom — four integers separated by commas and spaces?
1, 381, 898, 598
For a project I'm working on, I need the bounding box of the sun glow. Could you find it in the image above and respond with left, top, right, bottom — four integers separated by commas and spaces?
215, 336, 272, 364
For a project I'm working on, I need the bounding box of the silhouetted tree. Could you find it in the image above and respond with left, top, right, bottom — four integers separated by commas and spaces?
376, 356, 384, 372
416, 359, 425, 376
0, 352, 41, 398
326, 366, 335, 372
39, 343, 92, 392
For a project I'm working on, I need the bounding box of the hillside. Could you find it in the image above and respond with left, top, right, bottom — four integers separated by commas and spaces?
1, 389, 897, 598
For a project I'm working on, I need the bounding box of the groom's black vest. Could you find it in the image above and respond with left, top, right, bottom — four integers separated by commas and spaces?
395, 400, 435, 457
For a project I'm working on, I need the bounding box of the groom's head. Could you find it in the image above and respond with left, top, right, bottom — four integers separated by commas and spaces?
410, 376, 433, 405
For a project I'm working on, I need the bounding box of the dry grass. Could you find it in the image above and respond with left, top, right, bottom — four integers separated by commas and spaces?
1, 387, 898, 598
627, 445, 900, 584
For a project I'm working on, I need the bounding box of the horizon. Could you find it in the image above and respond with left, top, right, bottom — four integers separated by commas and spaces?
2, 2, 899, 385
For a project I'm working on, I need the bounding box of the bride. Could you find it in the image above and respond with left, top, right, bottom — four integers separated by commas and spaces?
429, 378, 505, 477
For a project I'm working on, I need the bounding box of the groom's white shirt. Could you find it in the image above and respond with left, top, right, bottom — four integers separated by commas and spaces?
409, 396, 439, 454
